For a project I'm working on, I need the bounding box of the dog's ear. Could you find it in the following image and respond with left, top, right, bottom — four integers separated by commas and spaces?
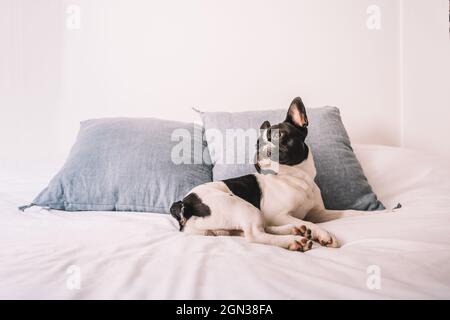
260, 120, 271, 130
170, 200, 185, 231
285, 97, 308, 128
170, 200, 183, 219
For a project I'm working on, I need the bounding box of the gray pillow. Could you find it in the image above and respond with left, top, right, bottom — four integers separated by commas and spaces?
199, 107, 385, 211
23, 118, 212, 213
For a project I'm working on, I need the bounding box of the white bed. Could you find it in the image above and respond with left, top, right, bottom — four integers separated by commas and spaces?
1, 144, 450, 299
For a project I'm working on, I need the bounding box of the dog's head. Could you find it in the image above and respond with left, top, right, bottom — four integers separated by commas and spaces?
256, 97, 309, 173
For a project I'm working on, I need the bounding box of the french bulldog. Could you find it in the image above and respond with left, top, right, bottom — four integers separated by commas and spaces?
170, 97, 384, 251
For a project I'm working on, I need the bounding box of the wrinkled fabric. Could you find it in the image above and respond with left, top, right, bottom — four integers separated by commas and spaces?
1, 145, 449, 299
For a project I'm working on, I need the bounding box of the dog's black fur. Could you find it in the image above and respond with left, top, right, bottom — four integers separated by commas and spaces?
256, 97, 309, 171
170, 193, 211, 231
223, 174, 262, 209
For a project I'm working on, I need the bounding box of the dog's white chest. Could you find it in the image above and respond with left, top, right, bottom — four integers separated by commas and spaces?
257, 173, 317, 221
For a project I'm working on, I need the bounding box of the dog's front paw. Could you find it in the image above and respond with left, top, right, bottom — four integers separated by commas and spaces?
315, 230, 340, 248
288, 236, 313, 252
292, 225, 312, 239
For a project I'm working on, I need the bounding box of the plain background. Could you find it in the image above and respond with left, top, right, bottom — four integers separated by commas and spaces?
1, 0, 449, 171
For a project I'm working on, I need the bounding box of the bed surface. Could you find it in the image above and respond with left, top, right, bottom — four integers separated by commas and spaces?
1, 145, 450, 299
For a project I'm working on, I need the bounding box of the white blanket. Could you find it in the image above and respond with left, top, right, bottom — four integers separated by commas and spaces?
1, 145, 449, 299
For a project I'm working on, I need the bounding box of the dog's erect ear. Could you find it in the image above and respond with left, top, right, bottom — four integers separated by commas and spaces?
285, 97, 308, 128
260, 121, 271, 130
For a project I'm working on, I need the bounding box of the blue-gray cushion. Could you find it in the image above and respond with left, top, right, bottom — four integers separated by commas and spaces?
200, 107, 385, 211
29, 118, 212, 213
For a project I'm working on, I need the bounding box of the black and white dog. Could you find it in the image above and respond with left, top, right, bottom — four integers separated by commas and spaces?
170, 97, 380, 252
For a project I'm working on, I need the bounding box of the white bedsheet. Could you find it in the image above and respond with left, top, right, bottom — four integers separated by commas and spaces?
1, 145, 449, 299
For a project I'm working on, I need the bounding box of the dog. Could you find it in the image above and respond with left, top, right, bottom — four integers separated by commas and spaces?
170, 97, 387, 252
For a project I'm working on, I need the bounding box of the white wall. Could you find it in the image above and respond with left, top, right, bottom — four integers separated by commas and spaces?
57, 0, 401, 157
1, 0, 402, 165
1, 0, 448, 169
0, 0, 62, 169
401, 0, 450, 158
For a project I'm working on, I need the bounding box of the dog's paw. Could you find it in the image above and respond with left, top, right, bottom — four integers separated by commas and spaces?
292, 225, 312, 239
315, 230, 340, 248
288, 237, 313, 252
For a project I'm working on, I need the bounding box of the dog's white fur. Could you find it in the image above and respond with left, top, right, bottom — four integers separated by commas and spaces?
181, 148, 390, 251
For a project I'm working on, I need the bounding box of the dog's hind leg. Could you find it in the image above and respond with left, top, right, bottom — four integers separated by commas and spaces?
194, 191, 313, 251
272, 214, 339, 248
265, 225, 295, 235
265, 224, 312, 239
205, 229, 244, 236
243, 222, 312, 252
218, 197, 312, 251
